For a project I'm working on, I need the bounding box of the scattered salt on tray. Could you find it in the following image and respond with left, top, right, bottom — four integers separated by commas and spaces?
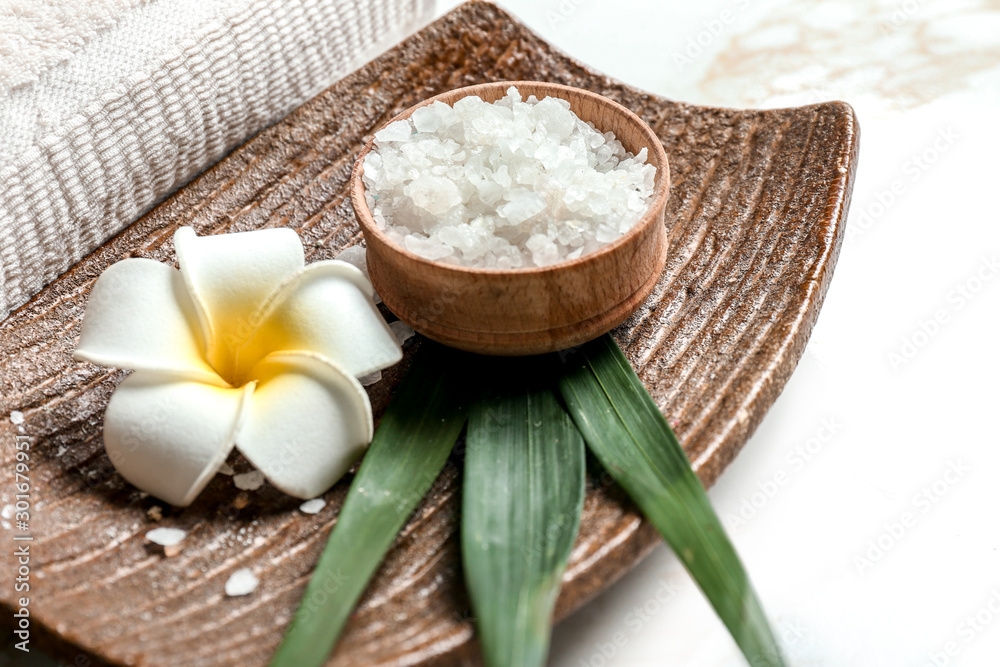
334, 245, 369, 277
389, 320, 415, 345
299, 498, 326, 514
362, 86, 656, 269
359, 370, 382, 386
146, 527, 186, 546
233, 470, 265, 491
225, 568, 259, 597
334, 245, 381, 303
146, 527, 186, 556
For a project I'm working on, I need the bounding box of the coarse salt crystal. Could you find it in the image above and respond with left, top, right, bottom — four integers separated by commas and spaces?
225, 568, 259, 596
374, 120, 412, 143
233, 471, 265, 491
411, 105, 443, 133
404, 234, 453, 260
359, 370, 382, 386
334, 245, 368, 277
299, 498, 326, 514
10, 411, 24, 424
362, 86, 655, 268
334, 245, 381, 304
146, 527, 186, 546
389, 320, 415, 345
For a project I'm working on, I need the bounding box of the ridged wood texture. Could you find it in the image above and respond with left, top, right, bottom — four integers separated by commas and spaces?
0, 2, 858, 665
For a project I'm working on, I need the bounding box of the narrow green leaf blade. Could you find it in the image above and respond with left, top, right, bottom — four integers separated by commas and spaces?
557, 335, 785, 667
463, 360, 586, 667
270, 343, 468, 667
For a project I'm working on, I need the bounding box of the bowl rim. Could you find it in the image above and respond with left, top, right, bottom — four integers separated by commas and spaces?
349, 80, 671, 276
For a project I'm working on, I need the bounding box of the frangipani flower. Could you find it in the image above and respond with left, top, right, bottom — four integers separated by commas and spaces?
73, 227, 402, 506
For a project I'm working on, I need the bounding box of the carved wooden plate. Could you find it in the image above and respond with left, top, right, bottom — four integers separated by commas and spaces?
0, 2, 858, 665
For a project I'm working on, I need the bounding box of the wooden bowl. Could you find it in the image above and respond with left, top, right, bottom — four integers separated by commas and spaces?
350, 80, 671, 355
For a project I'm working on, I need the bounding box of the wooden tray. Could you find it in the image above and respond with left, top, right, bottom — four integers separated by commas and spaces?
0, 2, 858, 665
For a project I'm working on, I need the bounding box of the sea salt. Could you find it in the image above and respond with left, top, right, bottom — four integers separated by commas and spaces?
362, 86, 656, 268
146, 527, 186, 546
233, 470, 265, 491
299, 498, 326, 514
334, 245, 369, 278
225, 568, 259, 597
389, 320, 415, 345
334, 245, 380, 303
359, 370, 382, 386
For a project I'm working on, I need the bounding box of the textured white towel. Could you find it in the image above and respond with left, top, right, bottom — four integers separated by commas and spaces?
0, 0, 433, 319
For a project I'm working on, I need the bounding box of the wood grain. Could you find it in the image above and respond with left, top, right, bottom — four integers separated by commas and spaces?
0, 2, 859, 665
352, 80, 671, 356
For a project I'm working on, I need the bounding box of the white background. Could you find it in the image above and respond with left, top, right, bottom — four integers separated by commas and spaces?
436, 0, 1000, 665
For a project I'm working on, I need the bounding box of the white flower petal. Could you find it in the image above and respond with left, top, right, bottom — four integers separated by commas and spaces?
236, 261, 402, 379
236, 351, 373, 499
73, 259, 222, 385
103, 372, 252, 506
173, 226, 304, 381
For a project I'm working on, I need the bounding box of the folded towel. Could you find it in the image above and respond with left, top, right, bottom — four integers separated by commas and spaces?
0, 0, 433, 319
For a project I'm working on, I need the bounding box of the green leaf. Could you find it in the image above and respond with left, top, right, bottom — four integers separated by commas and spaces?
556, 335, 785, 667
270, 343, 468, 667
463, 358, 586, 667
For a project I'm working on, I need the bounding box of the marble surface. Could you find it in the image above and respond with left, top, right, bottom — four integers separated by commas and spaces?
5, 1, 998, 665
434, 0, 1000, 665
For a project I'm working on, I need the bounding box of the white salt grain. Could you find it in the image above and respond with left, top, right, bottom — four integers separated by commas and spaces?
146, 527, 186, 546
334, 245, 381, 304
362, 86, 656, 268
225, 568, 259, 597
299, 498, 326, 514
334, 245, 370, 279
233, 471, 265, 491
389, 320, 415, 345
412, 105, 443, 133
375, 119, 412, 143
359, 370, 382, 386
10, 411, 24, 424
